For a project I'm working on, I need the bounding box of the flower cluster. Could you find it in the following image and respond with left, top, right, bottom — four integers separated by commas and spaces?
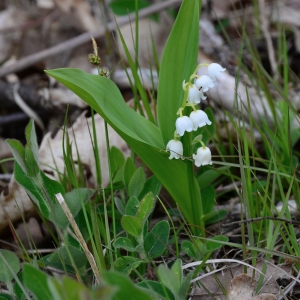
166, 63, 225, 166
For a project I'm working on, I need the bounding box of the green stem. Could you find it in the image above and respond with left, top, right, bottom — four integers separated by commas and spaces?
104, 121, 117, 261
186, 132, 205, 237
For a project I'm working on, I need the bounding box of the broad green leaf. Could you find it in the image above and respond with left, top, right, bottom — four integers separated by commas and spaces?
181, 240, 204, 260
157, 0, 200, 145
14, 162, 50, 217
0, 250, 20, 283
23, 264, 53, 300
25, 119, 39, 166
0, 294, 13, 300
114, 256, 144, 275
157, 264, 179, 296
137, 281, 174, 300
48, 276, 116, 300
128, 167, 146, 198
197, 167, 227, 189
110, 146, 125, 182
121, 216, 143, 237
44, 245, 88, 270
45, 69, 162, 147
47, 276, 91, 300
201, 185, 216, 215
13, 272, 26, 300
114, 197, 126, 215
6, 139, 27, 174
123, 157, 137, 191
144, 220, 170, 259
178, 273, 193, 300
104, 271, 152, 300
139, 175, 161, 199
24, 145, 39, 177
114, 237, 136, 252
136, 192, 155, 223
171, 259, 182, 284
49, 188, 92, 229
125, 196, 140, 216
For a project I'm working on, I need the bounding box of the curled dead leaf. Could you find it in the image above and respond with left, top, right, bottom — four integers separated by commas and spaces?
228, 273, 256, 300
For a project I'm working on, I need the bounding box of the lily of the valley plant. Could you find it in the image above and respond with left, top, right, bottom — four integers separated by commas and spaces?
166, 63, 225, 166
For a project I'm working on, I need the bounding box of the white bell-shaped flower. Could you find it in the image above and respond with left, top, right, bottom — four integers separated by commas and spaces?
187, 84, 206, 104
175, 116, 193, 136
189, 110, 212, 130
193, 146, 212, 167
195, 75, 214, 92
207, 63, 226, 81
166, 139, 183, 159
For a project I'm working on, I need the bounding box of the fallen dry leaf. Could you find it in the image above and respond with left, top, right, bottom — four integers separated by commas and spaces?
39, 111, 130, 187
228, 273, 256, 299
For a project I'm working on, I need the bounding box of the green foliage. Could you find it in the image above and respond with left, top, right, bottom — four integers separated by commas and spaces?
144, 220, 170, 259
41, 245, 88, 273
125, 196, 140, 216
110, 146, 125, 182
113, 257, 144, 275
197, 166, 227, 189
103, 271, 153, 300
7, 120, 65, 219
0, 294, 13, 300
22, 264, 53, 300
113, 237, 136, 252
128, 167, 146, 197
139, 175, 161, 200
47, 276, 116, 300
20, 264, 131, 300
157, 259, 193, 300
136, 192, 155, 221
15, 155, 64, 219
121, 215, 143, 237
114, 192, 169, 265
123, 158, 137, 191
182, 235, 229, 261
49, 188, 93, 229
137, 280, 174, 300
0, 250, 20, 283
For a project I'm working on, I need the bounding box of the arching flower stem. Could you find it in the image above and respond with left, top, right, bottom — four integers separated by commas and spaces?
185, 103, 197, 112
200, 140, 206, 148
180, 83, 189, 108
177, 107, 184, 117
193, 63, 209, 74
